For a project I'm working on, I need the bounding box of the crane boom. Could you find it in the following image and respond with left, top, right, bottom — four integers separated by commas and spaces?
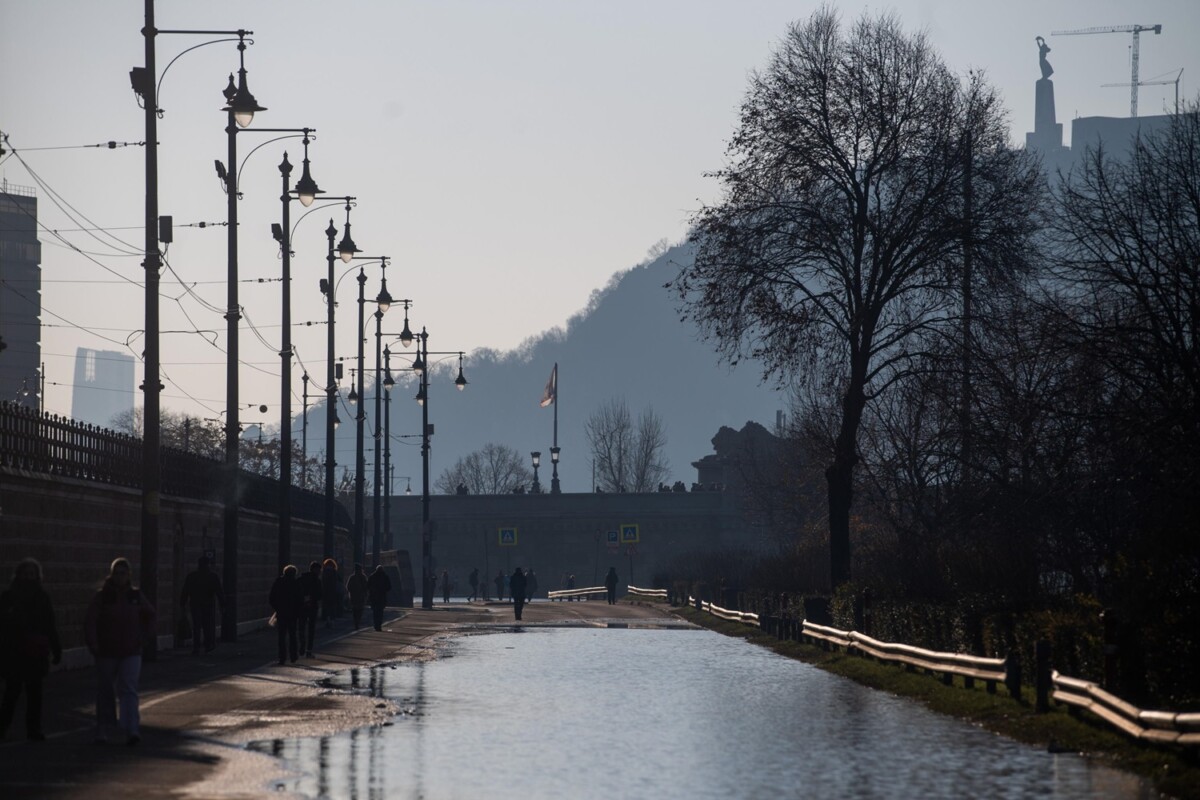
1100, 69, 1183, 114
1052, 24, 1163, 117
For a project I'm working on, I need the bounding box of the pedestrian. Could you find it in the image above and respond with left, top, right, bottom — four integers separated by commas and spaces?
320, 558, 340, 628
441, 569, 451, 603
0, 558, 62, 742
84, 557, 156, 745
346, 563, 368, 630
268, 565, 303, 665
298, 561, 322, 657
367, 566, 391, 631
467, 567, 479, 602
526, 569, 538, 602
179, 556, 224, 654
567, 573, 576, 601
494, 570, 505, 602
604, 566, 619, 605
510, 567, 528, 621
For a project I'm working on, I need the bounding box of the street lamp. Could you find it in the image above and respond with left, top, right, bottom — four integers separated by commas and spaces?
405, 327, 468, 609
531, 451, 542, 494
321, 197, 359, 558
349, 258, 390, 567
133, 5, 254, 659
219, 32, 268, 644
550, 446, 561, 494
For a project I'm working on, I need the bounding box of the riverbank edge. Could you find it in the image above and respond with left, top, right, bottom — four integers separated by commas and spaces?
660, 602, 1199, 799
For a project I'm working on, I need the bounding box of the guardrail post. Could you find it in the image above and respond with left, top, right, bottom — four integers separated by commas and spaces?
1036, 640, 1051, 713
1004, 652, 1021, 700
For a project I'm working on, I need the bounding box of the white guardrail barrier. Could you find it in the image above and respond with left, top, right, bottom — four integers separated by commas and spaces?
682, 594, 1197, 747
547, 586, 607, 601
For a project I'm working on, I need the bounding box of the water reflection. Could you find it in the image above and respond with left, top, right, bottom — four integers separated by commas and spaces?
250, 629, 1158, 800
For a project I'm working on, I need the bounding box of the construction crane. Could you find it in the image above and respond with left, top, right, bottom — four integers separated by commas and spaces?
1051, 24, 1162, 117
1102, 68, 1183, 115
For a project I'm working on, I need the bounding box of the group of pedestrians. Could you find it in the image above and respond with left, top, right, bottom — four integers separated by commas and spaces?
268, 561, 391, 665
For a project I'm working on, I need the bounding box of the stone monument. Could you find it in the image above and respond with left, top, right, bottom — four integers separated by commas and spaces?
1026, 36, 1065, 153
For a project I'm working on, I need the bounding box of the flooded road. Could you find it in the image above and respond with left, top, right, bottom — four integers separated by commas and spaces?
250, 625, 1158, 799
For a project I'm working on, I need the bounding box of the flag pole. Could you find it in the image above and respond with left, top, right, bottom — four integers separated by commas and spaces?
550, 362, 560, 493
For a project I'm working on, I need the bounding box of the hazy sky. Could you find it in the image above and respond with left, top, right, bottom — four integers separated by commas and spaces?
2, 0, 1198, 428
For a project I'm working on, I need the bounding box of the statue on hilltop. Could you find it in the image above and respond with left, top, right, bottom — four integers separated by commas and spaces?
1036, 36, 1054, 80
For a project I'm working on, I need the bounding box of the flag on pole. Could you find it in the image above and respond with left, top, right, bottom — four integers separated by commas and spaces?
539, 363, 557, 407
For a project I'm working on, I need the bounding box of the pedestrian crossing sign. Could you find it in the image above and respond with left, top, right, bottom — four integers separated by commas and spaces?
620, 523, 639, 543
499, 527, 518, 546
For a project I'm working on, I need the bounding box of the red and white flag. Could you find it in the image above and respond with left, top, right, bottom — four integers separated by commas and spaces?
539, 363, 557, 407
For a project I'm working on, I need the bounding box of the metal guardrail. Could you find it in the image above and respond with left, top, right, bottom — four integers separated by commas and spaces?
686, 598, 1199, 746
548, 586, 606, 601
1052, 671, 1200, 746
627, 585, 667, 599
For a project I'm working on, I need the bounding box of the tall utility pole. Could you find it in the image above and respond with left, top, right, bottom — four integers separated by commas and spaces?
1052, 24, 1162, 117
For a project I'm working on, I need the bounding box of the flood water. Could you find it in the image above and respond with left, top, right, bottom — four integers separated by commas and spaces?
249, 625, 1158, 799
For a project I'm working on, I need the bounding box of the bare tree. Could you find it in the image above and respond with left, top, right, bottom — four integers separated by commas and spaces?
585, 397, 669, 492
672, 8, 1040, 588
435, 442, 532, 494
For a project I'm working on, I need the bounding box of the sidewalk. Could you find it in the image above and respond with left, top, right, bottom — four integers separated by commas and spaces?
0, 606, 468, 799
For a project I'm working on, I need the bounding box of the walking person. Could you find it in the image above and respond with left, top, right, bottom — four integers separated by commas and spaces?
320, 558, 341, 628
567, 573, 576, 601
441, 569, 452, 603
179, 556, 224, 654
493, 570, 505, 602
346, 564, 368, 630
0, 558, 62, 742
604, 566, 619, 605
367, 566, 391, 631
269, 565, 303, 665
467, 567, 479, 602
84, 558, 156, 745
526, 569, 538, 603
510, 567, 528, 621
298, 561, 322, 657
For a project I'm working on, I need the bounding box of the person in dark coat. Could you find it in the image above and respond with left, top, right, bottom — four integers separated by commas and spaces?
567, 573, 576, 601
366, 566, 391, 631
494, 570, 505, 602
268, 565, 303, 665
84, 557, 156, 745
179, 556, 224, 654
604, 567, 619, 605
0, 558, 62, 742
320, 558, 341, 627
510, 567, 528, 621
297, 561, 322, 657
526, 570, 538, 602
345, 564, 368, 630
441, 569, 451, 603
467, 567, 479, 602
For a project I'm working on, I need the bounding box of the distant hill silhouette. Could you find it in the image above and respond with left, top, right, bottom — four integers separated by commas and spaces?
307, 244, 785, 494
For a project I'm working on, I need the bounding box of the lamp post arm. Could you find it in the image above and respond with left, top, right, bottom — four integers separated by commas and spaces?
291, 196, 354, 244
236, 130, 314, 189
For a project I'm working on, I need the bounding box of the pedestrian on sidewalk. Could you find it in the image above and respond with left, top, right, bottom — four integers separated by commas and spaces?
441, 569, 451, 603
346, 564, 368, 630
510, 567, 527, 621
526, 569, 538, 602
269, 565, 302, 664
298, 561, 322, 657
367, 566, 391, 631
320, 558, 341, 628
493, 570, 505, 602
467, 567, 479, 602
0, 558, 62, 742
179, 556, 224, 654
605, 567, 619, 605
567, 573, 576, 601
84, 557, 156, 746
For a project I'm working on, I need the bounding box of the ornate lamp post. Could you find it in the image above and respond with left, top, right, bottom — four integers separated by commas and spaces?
531, 451, 542, 494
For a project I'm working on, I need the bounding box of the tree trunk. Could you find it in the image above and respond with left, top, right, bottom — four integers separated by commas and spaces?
826, 364, 868, 590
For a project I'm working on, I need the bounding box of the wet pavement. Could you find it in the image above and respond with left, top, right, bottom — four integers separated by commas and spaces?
0, 598, 678, 799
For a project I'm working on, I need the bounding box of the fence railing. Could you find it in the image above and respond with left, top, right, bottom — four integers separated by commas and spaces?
1052, 672, 1200, 746
548, 586, 607, 601
0, 400, 349, 527
685, 595, 1196, 748
627, 585, 668, 599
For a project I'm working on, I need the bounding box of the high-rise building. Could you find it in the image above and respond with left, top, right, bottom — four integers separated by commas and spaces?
72, 347, 136, 429
0, 180, 42, 410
